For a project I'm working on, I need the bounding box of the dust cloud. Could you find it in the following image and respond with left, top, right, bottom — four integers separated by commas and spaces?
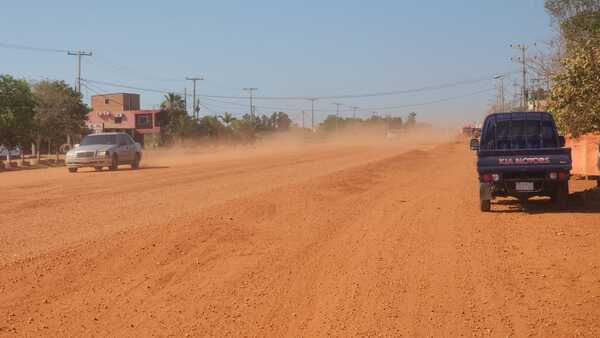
142, 126, 457, 169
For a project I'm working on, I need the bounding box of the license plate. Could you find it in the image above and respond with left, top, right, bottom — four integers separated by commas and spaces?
515, 182, 534, 191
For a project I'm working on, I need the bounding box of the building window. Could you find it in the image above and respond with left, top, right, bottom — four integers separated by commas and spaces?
154, 112, 162, 127
114, 116, 122, 124
135, 114, 153, 129
104, 97, 110, 104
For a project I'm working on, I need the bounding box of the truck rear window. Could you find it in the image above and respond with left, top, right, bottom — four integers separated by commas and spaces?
481, 119, 558, 150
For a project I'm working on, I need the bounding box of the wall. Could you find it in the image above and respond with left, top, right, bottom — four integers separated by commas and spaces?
86, 110, 162, 135
566, 134, 600, 176
91, 93, 140, 112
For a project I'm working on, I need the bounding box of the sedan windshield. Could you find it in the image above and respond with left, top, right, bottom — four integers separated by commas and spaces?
80, 134, 117, 146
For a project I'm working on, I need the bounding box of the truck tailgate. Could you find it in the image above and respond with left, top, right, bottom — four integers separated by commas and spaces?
477, 148, 572, 173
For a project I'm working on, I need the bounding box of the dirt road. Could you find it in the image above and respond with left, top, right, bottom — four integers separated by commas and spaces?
1, 138, 599, 337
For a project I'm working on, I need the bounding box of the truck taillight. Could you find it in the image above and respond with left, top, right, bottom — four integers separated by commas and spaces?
558, 172, 569, 180
482, 174, 493, 183
549, 172, 558, 180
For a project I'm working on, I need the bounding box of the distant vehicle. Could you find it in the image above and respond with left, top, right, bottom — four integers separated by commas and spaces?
0, 145, 22, 159
462, 124, 481, 138
65, 132, 142, 173
471, 112, 572, 211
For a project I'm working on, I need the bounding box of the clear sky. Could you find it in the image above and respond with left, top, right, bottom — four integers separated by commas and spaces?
0, 0, 553, 126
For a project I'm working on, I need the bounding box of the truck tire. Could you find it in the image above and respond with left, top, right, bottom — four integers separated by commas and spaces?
480, 199, 491, 212
109, 154, 118, 171
553, 181, 569, 210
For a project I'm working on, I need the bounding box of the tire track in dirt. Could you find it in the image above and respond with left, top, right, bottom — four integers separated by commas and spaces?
1, 140, 599, 337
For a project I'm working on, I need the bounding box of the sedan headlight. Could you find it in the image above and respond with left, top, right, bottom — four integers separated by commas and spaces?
96, 150, 110, 158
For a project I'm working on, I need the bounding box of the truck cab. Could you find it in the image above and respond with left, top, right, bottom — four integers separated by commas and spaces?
471, 112, 572, 211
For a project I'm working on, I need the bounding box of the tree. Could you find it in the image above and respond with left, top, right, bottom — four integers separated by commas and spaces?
231, 116, 257, 144
219, 112, 236, 126
546, 0, 600, 50
197, 115, 225, 138
160, 92, 185, 112
320, 115, 340, 132
389, 116, 403, 129
405, 112, 417, 128
159, 93, 191, 141
0, 74, 35, 151
269, 112, 292, 131
543, 0, 600, 136
32, 80, 88, 158
548, 47, 600, 136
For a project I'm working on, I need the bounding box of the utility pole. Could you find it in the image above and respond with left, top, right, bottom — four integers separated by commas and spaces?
332, 103, 343, 135
184, 87, 187, 114
243, 88, 258, 117
530, 78, 543, 111
67, 50, 92, 93
308, 98, 317, 132
351, 106, 359, 119
386, 114, 391, 135
186, 77, 203, 119
493, 75, 505, 112
511, 44, 530, 111
301, 110, 305, 130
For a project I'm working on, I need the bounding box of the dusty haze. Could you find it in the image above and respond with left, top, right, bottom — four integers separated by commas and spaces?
1, 129, 599, 337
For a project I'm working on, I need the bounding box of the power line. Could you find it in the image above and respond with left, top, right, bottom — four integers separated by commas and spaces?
89, 55, 184, 83
82, 78, 172, 95
0, 42, 70, 53
82, 72, 514, 101
353, 87, 496, 111
81, 78, 495, 114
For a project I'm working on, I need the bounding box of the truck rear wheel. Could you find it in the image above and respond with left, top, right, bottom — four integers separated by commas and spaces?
553, 181, 569, 210
480, 199, 491, 212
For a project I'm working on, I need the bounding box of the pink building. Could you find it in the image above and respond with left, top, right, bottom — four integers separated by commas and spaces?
86, 93, 163, 147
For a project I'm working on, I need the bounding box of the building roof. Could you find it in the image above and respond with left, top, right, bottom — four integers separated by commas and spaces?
91, 93, 139, 97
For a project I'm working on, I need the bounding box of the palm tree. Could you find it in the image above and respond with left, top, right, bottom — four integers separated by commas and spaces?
219, 112, 236, 126
160, 93, 185, 112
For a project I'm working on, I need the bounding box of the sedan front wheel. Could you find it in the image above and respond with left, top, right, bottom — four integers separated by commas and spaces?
131, 153, 140, 169
109, 154, 118, 171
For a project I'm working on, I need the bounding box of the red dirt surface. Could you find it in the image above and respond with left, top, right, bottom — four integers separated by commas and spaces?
1, 138, 599, 337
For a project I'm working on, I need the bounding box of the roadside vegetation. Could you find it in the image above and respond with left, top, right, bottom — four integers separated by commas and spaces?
544, 0, 600, 137
0, 78, 422, 168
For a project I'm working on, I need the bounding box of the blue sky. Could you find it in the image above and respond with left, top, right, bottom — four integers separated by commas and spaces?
1, 0, 553, 126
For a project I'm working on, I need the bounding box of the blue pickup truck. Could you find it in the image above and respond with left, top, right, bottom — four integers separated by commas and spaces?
471, 112, 572, 211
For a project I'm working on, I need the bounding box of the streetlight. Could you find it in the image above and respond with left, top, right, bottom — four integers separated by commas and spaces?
493, 74, 505, 112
